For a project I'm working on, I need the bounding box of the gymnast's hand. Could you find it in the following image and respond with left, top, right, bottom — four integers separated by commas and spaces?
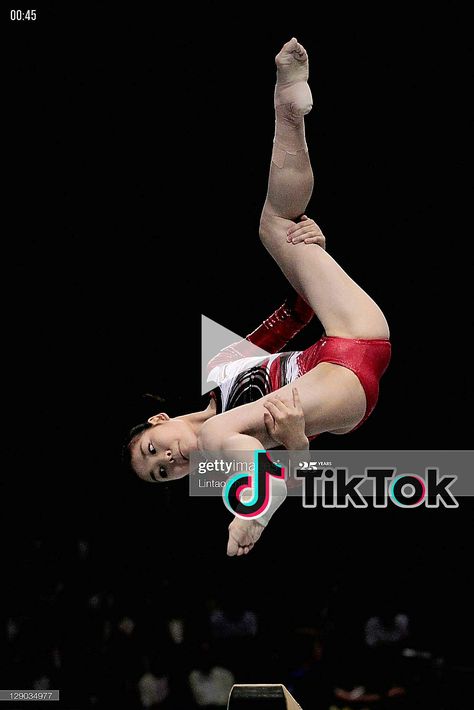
287, 215, 326, 248
263, 387, 309, 450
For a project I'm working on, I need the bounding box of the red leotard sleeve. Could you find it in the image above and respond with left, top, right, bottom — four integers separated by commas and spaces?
207, 292, 314, 373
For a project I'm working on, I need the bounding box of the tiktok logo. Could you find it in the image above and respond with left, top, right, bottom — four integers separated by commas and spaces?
222, 451, 285, 520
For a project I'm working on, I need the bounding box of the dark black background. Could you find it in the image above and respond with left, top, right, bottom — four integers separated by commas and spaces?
4, 3, 473, 706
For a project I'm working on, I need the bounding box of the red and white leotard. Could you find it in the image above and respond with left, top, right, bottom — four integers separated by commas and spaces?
206, 293, 391, 436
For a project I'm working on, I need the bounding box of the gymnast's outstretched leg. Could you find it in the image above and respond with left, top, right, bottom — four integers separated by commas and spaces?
224, 39, 391, 556
260, 38, 389, 341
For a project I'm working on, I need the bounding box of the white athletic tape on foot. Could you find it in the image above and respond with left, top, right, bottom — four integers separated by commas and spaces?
257, 477, 288, 527
239, 477, 287, 527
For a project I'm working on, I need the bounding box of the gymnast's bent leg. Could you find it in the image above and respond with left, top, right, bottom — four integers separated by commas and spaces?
259, 38, 389, 341
226, 40, 390, 556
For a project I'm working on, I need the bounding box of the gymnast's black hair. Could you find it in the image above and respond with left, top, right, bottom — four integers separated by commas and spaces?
121, 421, 152, 473
121, 394, 165, 473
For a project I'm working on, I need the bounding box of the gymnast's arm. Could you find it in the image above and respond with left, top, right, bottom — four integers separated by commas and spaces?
199, 388, 308, 453
197, 389, 307, 553
199, 427, 289, 555
206, 290, 314, 372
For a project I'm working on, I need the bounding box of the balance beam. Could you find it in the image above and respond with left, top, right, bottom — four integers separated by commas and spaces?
227, 684, 302, 709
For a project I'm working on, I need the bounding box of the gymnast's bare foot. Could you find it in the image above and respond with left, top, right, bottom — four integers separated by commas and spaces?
227, 517, 265, 556
274, 37, 313, 118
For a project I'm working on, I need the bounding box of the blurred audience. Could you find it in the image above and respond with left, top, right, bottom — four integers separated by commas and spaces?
365, 608, 410, 649
188, 642, 234, 708
138, 657, 171, 708
2, 535, 470, 709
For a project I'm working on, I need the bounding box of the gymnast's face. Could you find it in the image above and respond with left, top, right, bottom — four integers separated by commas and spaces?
130, 414, 196, 483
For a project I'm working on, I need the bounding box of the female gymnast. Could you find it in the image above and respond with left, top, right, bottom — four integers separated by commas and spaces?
125, 38, 391, 556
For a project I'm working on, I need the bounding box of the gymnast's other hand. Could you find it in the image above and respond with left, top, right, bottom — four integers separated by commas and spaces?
263, 387, 309, 450
287, 215, 326, 248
